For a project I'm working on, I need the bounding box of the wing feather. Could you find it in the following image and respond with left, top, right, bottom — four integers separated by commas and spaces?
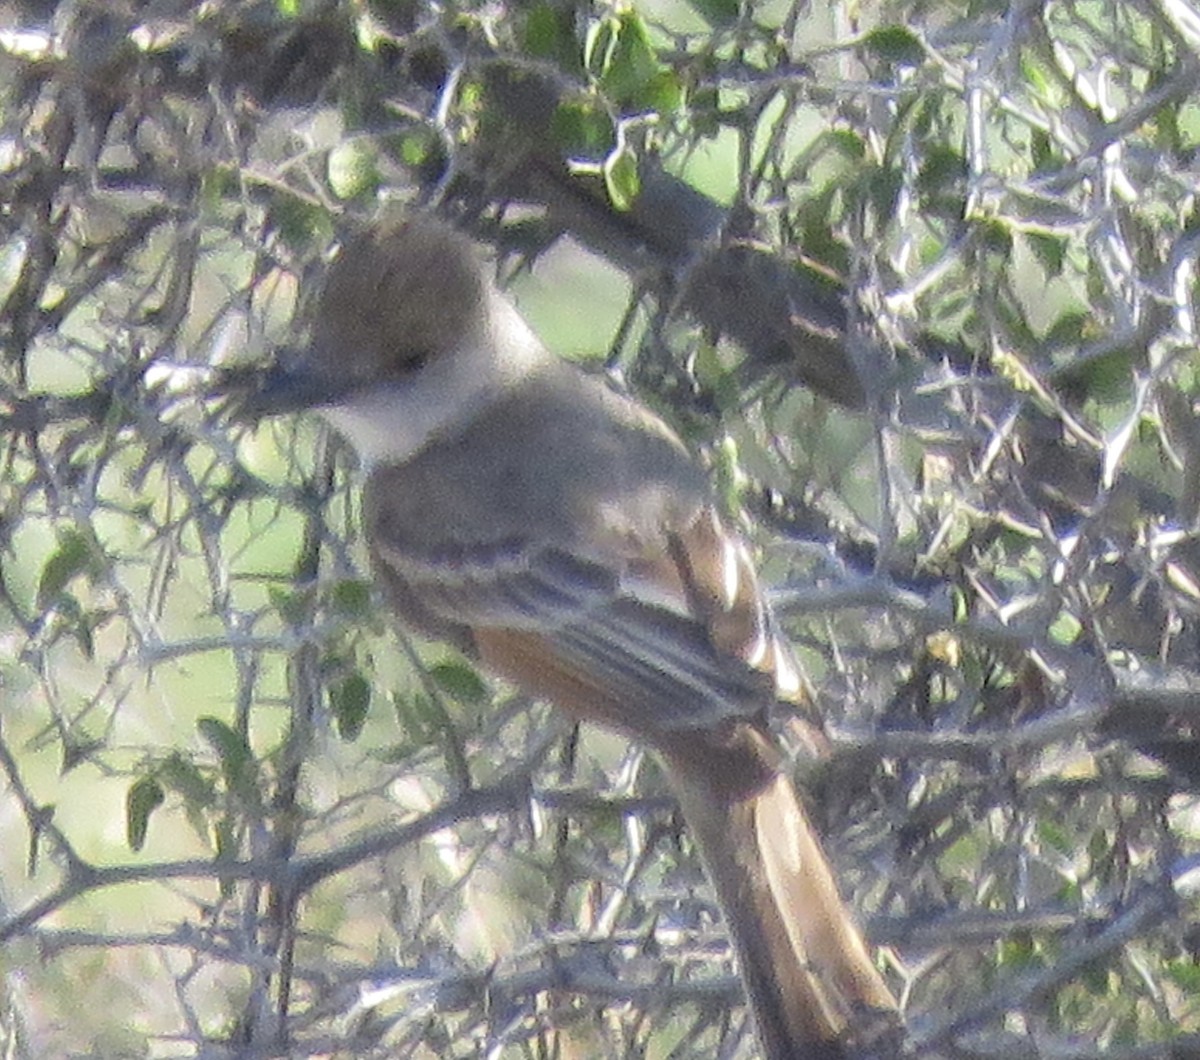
370, 505, 805, 735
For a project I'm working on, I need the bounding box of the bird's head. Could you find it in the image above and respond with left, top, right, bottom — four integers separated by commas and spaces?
247, 216, 490, 415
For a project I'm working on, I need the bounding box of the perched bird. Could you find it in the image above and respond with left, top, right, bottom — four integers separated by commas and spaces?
249, 216, 902, 1058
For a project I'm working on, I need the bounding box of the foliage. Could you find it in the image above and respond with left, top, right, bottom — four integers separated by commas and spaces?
1, 0, 1200, 1056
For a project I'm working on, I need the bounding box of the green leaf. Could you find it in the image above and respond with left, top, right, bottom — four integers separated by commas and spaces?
590, 11, 665, 111
584, 16, 616, 80
691, 339, 738, 412
521, 1, 581, 70
158, 751, 216, 807
398, 130, 433, 167
523, 1, 564, 56
825, 128, 867, 161
997, 932, 1040, 970
552, 100, 613, 157
197, 717, 257, 801
429, 659, 488, 705
1029, 127, 1056, 171
1166, 959, 1200, 992
684, 0, 739, 27
328, 140, 380, 201
37, 528, 95, 610
267, 194, 333, 256
1025, 231, 1067, 278
712, 435, 746, 514
1055, 347, 1131, 404
72, 607, 106, 660
604, 142, 640, 211
389, 690, 439, 745
1043, 310, 1089, 350
1018, 49, 1052, 98
640, 69, 684, 114
200, 166, 239, 212
268, 586, 311, 627
918, 145, 966, 196
126, 776, 165, 851
690, 84, 722, 139
61, 732, 103, 772
330, 671, 372, 741
863, 163, 902, 221
975, 217, 1013, 256
1048, 611, 1081, 645
863, 26, 923, 65
328, 579, 373, 619
213, 814, 237, 897
1037, 818, 1072, 856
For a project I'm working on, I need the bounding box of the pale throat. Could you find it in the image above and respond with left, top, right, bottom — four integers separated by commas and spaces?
317, 294, 548, 468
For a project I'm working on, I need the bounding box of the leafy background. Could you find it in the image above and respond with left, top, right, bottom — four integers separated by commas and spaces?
3, 0, 1200, 1056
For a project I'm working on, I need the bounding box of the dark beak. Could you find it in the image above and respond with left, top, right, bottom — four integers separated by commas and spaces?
225, 348, 362, 421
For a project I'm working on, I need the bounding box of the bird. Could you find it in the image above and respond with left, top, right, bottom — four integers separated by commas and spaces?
247, 214, 902, 1059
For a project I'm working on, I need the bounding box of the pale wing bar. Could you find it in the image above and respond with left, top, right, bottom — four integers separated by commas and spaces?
373, 538, 774, 728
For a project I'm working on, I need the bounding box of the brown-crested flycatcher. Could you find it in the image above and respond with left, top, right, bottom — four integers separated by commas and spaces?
249, 216, 902, 1059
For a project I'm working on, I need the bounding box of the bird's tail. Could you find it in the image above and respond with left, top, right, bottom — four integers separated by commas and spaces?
659, 725, 902, 1059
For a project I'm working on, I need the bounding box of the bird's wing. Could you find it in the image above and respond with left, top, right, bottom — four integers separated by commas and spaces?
369, 503, 808, 737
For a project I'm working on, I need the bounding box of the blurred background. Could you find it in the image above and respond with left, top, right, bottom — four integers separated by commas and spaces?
2, 0, 1200, 1055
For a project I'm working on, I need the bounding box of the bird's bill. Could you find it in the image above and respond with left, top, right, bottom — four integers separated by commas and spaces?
237, 347, 360, 418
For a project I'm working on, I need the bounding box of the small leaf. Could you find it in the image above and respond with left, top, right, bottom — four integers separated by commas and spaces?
158, 751, 216, 807
863, 163, 902, 221
825, 128, 867, 161
429, 659, 488, 705
1030, 127, 1056, 171
268, 586, 310, 627
328, 141, 380, 201
552, 100, 613, 156
712, 435, 746, 514
71, 607, 102, 660
975, 217, 1013, 255
213, 815, 237, 897
583, 17, 615, 80
1166, 960, 1200, 992
1043, 310, 1089, 350
1048, 611, 1081, 645
126, 776, 165, 851
684, 0, 739, 27
1019, 50, 1052, 97
197, 717, 257, 801
328, 579, 373, 619
592, 11, 664, 110
60, 732, 104, 773
691, 339, 738, 412
398, 130, 433, 166
1055, 345, 1131, 404
330, 671, 372, 741
640, 69, 684, 114
997, 932, 1039, 970
266, 193, 333, 256
521, 1, 580, 69
390, 690, 439, 745
1037, 818, 1072, 856
918, 145, 965, 196
1025, 231, 1067, 278
690, 85, 721, 138
523, 2, 564, 56
603, 143, 640, 211
863, 26, 923, 65
37, 529, 95, 610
